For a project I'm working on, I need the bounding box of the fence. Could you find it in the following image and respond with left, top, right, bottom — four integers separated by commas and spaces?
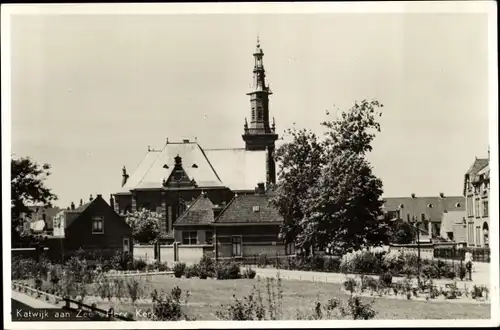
433, 247, 490, 263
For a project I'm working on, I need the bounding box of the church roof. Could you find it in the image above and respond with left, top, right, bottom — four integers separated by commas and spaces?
117, 142, 267, 193
204, 148, 267, 192
383, 196, 465, 222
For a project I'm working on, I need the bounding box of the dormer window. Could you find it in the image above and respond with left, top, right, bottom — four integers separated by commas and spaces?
192, 164, 198, 168
163, 164, 169, 169
92, 216, 104, 234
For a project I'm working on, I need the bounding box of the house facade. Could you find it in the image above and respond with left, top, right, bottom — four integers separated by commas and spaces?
464, 156, 490, 248
49, 194, 133, 260
171, 183, 290, 259
113, 39, 280, 245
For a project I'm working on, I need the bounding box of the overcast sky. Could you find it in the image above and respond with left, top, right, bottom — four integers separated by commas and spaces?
9, 11, 491, 208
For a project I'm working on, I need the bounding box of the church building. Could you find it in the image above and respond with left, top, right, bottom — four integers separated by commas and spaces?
112, 39, 283, 247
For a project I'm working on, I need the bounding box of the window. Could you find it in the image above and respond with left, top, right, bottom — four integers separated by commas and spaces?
257, 108, 263, 121
475, 199, 480, 217
92, 216, 104, 234
231, 236, 242, 257
285, 242, 296, 255
420, 213, 425, 222
406, 214, 410, 222
206, 230, 213, 245
182, 231, 197, 245
483, 200, 489, 217
466, 197, 473, 217
475, 226, 481, 247
251, 107, 256, 120
468, 223, 474, 246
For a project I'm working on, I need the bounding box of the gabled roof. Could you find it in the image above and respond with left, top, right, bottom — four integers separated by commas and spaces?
383, 196, 465, 222
174, 193, 215, 226
118, 142, 224, 192
204, 148, 267, 192
214, 193, 282, 224
117, 142, 269, 194
463, 158, 489, 194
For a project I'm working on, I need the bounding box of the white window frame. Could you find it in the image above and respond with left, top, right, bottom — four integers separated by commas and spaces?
123, 237, 130, 253
92, 216, 104, 234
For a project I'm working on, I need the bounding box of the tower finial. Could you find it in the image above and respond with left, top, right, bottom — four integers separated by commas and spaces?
257, 34, 260, 47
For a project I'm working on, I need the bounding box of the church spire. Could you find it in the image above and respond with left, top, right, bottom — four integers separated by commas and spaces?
242, 37, 278, 184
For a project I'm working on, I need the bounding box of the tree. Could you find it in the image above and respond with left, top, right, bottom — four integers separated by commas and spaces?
271, 128, 324, 249
388, 219, 416, 244
125, 209, 162, 244
271, 99, 389, 255
11, 156, 58, 243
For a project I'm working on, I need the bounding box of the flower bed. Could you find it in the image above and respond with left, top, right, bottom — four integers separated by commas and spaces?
341, 275, 490, 304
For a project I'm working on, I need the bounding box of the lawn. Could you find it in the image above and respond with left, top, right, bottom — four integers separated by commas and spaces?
21, 275, 491, 320
101, 275, 491, 320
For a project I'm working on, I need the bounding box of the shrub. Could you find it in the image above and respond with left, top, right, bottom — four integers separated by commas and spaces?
215, 261, 241, 280
172, 262, 186, 278
242, 267, 257, 279
471, 285, 488, 300
134, 259, 147, 271
340, 250, 384, 274
340, 296, 377, 320
379, 273, 393, 287
197, 255, 215, 277
149, 286, 192, 321
184, 265, 199, 279
126, 278, 143, 304
360, 275, 378, 292
323, 256, 341, 272
343, 278, 357, 294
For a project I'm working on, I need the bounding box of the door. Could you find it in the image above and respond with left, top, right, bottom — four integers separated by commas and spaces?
231, 236, 242, 257
123, 237, 130, 253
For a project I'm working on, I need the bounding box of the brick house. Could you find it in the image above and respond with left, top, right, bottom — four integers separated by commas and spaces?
113, 39, 280, 246
48, 194, 133, 259
463, 156, 490, 248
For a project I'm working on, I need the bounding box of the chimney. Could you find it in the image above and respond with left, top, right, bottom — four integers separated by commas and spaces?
122, 166, 129, 187
411, 193, 416, 198
79, 199, 83, 207
439, 192, 445, 198
70, 202, 75, 210
110, 194, 115, 209
255, 182, 266, 195
89, 194, 94, 202
183, 139, 190, 143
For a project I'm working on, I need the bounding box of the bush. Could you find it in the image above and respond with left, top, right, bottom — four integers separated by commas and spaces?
379, 273, 392, 287
133, 259, 147, 271
323, 256, 341, 272
197, 255, 215, 277
343, 278, 357, 294
172, 262, 186, 278
155, 261, 169, 272
215, 261, 241, 280
242, 267, 257, 279
149, 286, 193, 321
184, 264, 199, 279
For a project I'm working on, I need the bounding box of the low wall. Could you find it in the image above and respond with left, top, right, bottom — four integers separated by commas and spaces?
133, 244, 213, 265
390, 244, 434, 260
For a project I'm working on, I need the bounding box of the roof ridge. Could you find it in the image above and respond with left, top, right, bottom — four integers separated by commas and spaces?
197, 143, 223, 183
204, 148, 247, 151
214, 195, 237, 223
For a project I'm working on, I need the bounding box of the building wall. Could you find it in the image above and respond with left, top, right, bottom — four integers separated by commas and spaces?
465, 171, 489, 248
133, 244, 211, 265
64, 197, 133, 255
215, 225, 282, 258
174, 226, 213, 245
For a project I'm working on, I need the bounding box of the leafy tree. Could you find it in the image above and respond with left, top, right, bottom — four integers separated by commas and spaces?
271, 128, 324, 250
271, 100, 389, 255
125, 209, 162, 244
11, 156, 58, 243
388, 219, 416, 244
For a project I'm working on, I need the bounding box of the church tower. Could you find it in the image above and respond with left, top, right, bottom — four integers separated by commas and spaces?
242, 37, 278, 184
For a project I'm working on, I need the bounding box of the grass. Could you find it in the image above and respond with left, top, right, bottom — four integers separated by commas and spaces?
111, 275, 491, 320
20, 276, 490, 320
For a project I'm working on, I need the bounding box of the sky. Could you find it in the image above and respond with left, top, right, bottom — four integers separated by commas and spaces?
8, 10, 491, 208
